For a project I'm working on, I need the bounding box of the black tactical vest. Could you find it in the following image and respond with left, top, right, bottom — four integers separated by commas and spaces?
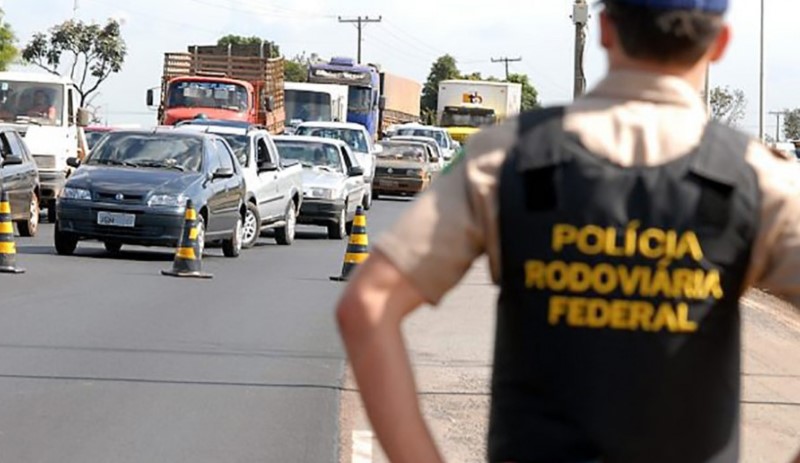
491, 108, 760, 463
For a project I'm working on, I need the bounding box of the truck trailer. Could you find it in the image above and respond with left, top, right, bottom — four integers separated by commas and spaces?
437, 80, 522, 143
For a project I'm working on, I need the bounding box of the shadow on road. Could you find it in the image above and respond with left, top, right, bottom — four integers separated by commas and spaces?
16, 245, 56, 256
376, 197, 414, 203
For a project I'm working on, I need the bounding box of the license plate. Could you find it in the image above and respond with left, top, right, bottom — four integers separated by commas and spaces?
97, 211, 136, 228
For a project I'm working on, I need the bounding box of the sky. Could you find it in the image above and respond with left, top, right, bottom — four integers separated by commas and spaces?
2, 0, 798, 138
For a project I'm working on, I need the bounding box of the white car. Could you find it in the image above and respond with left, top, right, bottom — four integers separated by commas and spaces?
393, 123, 457, 161
294, 121, 377, 210
176, 121, 304, 248
274, 136, 366, 240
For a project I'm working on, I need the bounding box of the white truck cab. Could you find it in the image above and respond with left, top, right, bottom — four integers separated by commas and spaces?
0, 72, 89, 221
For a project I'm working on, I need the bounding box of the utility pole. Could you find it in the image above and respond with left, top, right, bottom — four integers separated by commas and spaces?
338, 16, 382, 64
758, 0, 765, 141
73, 0, 79, 18
769, 110, 786, 143
491, 57, 522, 80
572, 0, 589, 99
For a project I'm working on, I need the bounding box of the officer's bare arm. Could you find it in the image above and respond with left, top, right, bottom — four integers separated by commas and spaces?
336, 250, 445, 463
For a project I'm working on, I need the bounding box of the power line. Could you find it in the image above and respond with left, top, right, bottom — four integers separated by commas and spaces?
491, 57, 522, 80
338, 16, 382, 64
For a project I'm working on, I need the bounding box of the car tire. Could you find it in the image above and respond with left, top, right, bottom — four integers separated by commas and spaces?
196, 215, 206, 257
373, 191, 380, 200
242, 202, 260, 249
54, 222, 78, 256
327, 206, 346, 240
275, 202, 296, 246
104, 241, 123, 254
47, 200, 57, 224
362, 185, 373, 211
17, 193, 40, 237
222, 215, 243, 258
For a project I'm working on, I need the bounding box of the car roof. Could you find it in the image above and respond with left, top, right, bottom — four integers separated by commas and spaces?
396, 125, 446, 133
273, 135, 348, 148
175, 124, 268, 138
296, 121, 367, 131
0, 72, 73, 85
104, 128, 220, 141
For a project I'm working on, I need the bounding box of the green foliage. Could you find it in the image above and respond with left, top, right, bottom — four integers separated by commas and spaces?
22, 19, 126, 106
283, 52, 320, 82
0, 11, 17, 71
217, 35, 280, 58
507, 73, 540, 111
421, 54, 460, 116
709, 86, 746, 127
784, 108, 800, 140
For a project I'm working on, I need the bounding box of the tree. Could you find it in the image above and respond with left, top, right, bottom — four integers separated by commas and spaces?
709, 86, 747, 127
216, 35, 280, 58
22, 19, 126, 107
507, 73, 540, 111
421, 54, 460, 118
0, 10, 17, 71
784, 108, 800, 141
283, 52, 321, 82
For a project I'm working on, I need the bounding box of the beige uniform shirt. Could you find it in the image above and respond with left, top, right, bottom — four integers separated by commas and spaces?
376, 70, 800, 306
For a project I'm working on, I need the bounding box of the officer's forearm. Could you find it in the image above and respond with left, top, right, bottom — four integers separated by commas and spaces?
337, 254, 444, 463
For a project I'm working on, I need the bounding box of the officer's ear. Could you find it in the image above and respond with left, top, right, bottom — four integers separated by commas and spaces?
599, 10, 615, 51
709, 24, 731, 63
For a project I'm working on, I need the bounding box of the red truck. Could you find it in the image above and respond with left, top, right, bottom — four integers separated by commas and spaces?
147, 43, 286, 133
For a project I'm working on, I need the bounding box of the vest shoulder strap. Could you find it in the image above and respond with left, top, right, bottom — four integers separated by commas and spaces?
690, 121, 752, 187
514, 107, 567, 172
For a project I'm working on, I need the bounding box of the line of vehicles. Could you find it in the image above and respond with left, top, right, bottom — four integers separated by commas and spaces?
0, 42, 524, 259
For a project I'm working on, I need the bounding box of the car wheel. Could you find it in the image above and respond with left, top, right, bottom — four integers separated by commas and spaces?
362, 186, 373, 211
275, 202, 296, 246
327, 206, 346, 240
104, 241, 123, 254
194, 214, 206, 258
47, 200, 57, 223
17, 194, 40, 237
54, 222, 78, 256
242, 202, 260, 249
222, 215, 243, 258
373, 191, 380, 200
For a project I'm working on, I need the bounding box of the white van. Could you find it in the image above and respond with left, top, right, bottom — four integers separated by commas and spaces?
0, 72, 89, 221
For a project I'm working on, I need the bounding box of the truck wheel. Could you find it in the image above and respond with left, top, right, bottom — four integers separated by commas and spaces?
47, 200, 57, 223
275, 202, 296, 246
54, 222, 78, 256
17, 194, 40, 237
222, 216, 243, 258
242, 202, 260, 249
327, 207, 346, 240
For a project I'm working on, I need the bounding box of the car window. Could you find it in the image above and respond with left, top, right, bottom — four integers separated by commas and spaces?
0, 133, 14, 159
205, 141, 222, 174
5, 131, 27, 158
215, 140, 236, 171
218, 134, 249, 167
341, 146, 354, 169
256, 136, 273, 165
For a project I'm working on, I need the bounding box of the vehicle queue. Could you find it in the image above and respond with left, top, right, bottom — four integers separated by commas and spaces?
0, 117, 457, 261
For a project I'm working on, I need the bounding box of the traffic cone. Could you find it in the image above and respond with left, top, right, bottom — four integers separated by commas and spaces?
330, 206, 369, 282
0, 190, 24, 274
162, 200, 212, 279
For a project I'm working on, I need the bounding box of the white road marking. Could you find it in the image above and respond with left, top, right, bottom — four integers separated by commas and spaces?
352, 430, 374, 463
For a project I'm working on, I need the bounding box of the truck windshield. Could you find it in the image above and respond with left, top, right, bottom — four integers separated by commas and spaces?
167, 81, 248, 111
348, 87, 372, 112
295, 127, 369, 153
441, 108, 496, 128
285, 90, 333, 122
0, 81, 65, 127
275, 141, 343, 173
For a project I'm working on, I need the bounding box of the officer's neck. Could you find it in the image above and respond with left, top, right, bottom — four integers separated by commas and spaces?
608, 56, 709, 92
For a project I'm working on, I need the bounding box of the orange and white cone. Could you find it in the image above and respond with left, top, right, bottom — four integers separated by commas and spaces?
330, 206, 368, 282
0, 190, 24, 274
162, 200, 212, 279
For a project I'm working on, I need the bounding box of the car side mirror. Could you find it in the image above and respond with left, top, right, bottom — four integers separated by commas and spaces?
348, 166, 364, 177
263, 96, 275, 113
66, 157, 81, 168
373, 143, 384, 155
76, 108, 91, 127
146, 88, 155, 107
213, 166, 235, 179
258, 162, 278, 173
0, 155, 23, 167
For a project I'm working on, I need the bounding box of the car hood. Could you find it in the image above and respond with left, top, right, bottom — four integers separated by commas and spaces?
302, 169, 346, 189
68, 165, 202, 195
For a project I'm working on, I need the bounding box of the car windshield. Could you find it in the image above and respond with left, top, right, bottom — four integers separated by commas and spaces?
167, 81, 248, 112
0, 81, 65, 127
86, 132, 204, 173
217, 134, 249, 166
285, 90, 333, 122
275, 141, 343, 173
295, 126, 369, 153
85, 130, 110, 150
379, 144, 428, 163
396, 128, 448, 148
348, 86, 372, 112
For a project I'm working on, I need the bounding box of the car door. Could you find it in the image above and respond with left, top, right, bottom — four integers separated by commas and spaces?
0, 131, 27, 219
340, 145, 364, 215
215, 140, 242, 229
7, 131, 37, 216
204, 140, 226, 234
254, 134, 282, 221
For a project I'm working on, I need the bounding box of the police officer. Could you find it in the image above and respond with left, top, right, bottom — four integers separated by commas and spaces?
336, 1, 800, 462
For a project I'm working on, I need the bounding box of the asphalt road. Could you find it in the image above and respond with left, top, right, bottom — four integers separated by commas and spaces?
0, 198, 412, 463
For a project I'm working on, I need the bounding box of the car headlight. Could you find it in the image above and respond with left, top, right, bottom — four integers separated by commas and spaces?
61, 187, 92, 200
305, 188, 338, 200
148, 194, 186, 207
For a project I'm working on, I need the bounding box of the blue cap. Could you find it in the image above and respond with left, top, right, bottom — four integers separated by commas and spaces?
611, 0, 728, 12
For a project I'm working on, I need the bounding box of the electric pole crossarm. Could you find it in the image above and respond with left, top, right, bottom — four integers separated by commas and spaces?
338, 16, 382, 64
491, 57, 522, 80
